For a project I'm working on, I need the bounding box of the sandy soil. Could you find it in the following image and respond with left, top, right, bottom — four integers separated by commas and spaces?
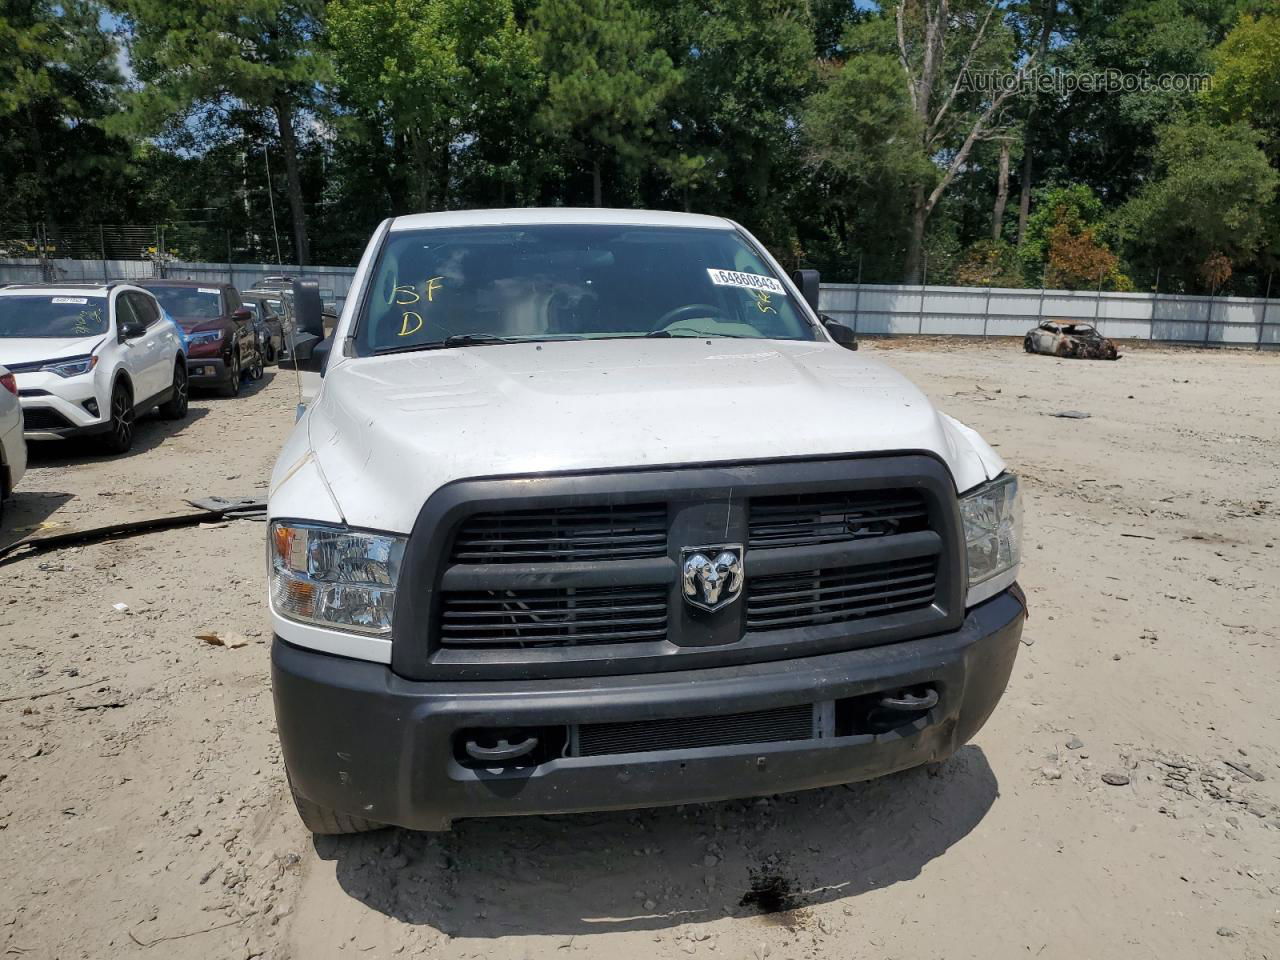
1, 342, 1277, 960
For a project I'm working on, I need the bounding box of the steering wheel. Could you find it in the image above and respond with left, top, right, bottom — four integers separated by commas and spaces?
653, 303, 730, 332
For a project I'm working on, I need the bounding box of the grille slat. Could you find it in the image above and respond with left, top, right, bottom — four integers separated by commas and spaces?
745, 577, 937, 617
439, 584, 668, 648
746, 556, 938, 631
452, 504, 668, 563
749, 491, 929, 550
745, 563, 936, 604
576, 703, 814, 756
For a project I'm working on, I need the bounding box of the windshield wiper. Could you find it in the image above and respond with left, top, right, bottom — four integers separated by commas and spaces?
442, 333, 513, 347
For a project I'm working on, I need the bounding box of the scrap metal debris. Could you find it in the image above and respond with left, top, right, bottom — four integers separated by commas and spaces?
0, 497, 266, 566
1024, 321, 1120, 360
1049, 410, 1092, 419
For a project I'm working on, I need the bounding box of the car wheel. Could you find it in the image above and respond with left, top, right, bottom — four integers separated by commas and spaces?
99, 381, 135, 454
158, 360, 189, 420
220, 351, 241, 397
247, 353, 264, 382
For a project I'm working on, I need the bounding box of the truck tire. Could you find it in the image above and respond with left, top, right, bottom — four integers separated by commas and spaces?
289, 783, 384, 836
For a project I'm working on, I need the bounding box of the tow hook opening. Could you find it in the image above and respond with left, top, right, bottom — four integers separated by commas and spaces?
836, 685, 941, 736
454, 726, 567, 771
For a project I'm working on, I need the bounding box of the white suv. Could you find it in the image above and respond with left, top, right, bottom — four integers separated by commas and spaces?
0, 283, 188, 453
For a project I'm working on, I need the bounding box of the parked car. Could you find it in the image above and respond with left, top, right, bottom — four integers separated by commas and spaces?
0, 283, 188, 453
136, 280, 262, 395
240, 292, 285, 365
268, 209, 1026, 835
1024, 320, 1120, 360
0, 363, 27, 523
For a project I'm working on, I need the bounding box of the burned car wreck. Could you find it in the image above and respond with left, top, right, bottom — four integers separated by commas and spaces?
1024, 321, 1120, 360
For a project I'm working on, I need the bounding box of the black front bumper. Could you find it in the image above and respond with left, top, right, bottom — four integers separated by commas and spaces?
186, 357, 229, 385
274, 586, 1025, 832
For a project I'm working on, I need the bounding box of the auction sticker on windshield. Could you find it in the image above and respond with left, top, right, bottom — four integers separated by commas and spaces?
706, 269, 785, 294
52, 297, 88, 304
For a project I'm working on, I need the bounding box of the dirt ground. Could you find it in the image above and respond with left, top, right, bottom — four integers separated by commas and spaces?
1, 341, 1277, 960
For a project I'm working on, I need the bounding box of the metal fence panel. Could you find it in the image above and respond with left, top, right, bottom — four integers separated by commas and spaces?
820, 283, 1280, 350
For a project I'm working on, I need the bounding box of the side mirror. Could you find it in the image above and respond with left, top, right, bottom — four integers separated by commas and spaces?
791, 268, 821, 312
292, 279, 324, 338
278, 333, 331, 376
232, 307, 253, 322
821, 315, 858, 351
118, 319, 146, 341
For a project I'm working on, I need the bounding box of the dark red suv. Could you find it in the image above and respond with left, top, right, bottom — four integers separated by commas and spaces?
136, 281, 262, 396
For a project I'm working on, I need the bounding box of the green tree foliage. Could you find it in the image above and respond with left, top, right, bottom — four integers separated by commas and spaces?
113, 0, 328, 263
329, 0, 543, 212
5, 0, 1280, 294
0, 0, 136, 227
803, 19, 930, 279
812, 1, 1034, 281
1114, 120, 1279, 290
1019, 183, 1106, 276
531, 0, 681, 206
657, 0, 815, 246
1204, 12, 1280, 153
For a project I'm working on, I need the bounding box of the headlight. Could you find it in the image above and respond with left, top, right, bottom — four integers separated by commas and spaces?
188, 330, 223, 346
269, 522, 406, 635
960, 473, 1021, 606
42, 355, 98, 378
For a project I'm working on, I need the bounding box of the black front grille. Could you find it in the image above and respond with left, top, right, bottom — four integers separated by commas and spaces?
749, 490, 929, 549
746, 556, 938, 631
439, 584, 668, 648
412, 456, 963, 679
451, 504, 667, 563
22, 407, 73, 430
575, 703, 814, 756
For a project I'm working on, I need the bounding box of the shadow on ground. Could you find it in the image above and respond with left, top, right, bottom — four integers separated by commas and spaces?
313, 746, 998, 939
22, 406, 210, 467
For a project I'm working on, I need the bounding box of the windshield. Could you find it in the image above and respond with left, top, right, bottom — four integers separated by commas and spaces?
146, 286, 223, 318
0, 295, 109, 338
358, 224, 817, 354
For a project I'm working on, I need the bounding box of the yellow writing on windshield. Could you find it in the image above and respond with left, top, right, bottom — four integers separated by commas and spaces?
753, 291, 776, 314
424, 276, 443, 301
399, 311, 424, 336
393, 285, 419, 305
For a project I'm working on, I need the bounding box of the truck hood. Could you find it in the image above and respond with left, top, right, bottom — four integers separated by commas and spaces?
0, 335, 105, 367
302, 338, 1005, 532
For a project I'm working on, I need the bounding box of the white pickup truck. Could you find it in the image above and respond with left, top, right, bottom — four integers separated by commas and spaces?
268, 209, 1025, 834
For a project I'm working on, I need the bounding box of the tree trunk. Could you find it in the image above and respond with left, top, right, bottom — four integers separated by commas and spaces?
1016, 0, 1056, 245
410, 130, 431, 211
273, 97, 310, 266
592, 158, 602, 207
993, 140, 1011, 241
904, 184, 928, 283
436, 137, 451, 210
